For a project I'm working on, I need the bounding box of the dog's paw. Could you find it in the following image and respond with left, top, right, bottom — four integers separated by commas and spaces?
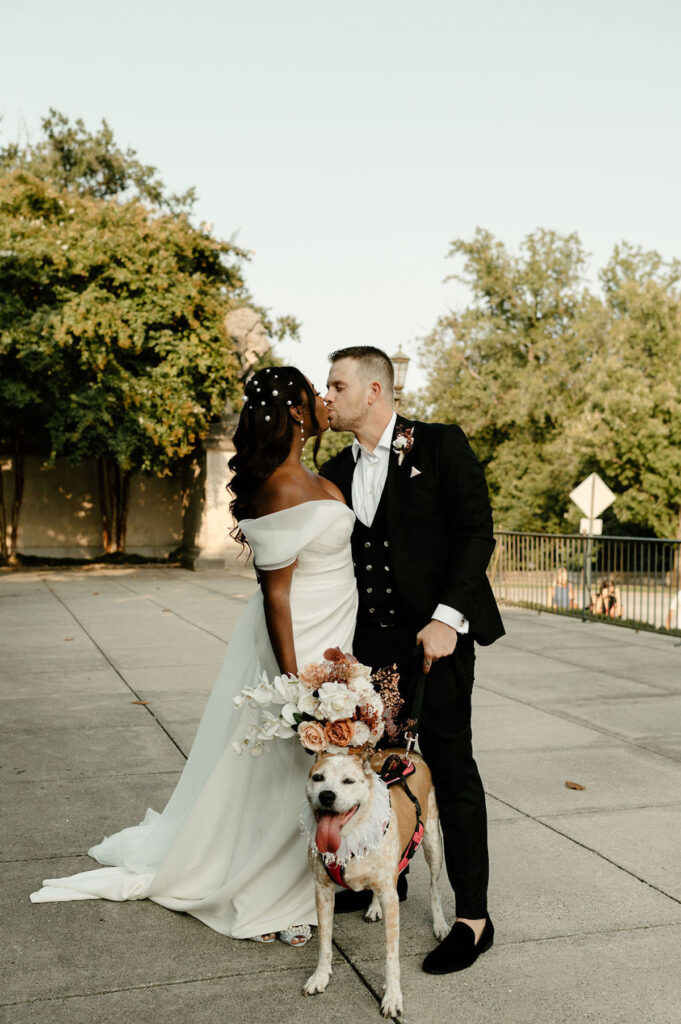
303, 968, 331, 996
433, 916, 450, 942
381, 987, 403, 1017
364, 894, 382, 922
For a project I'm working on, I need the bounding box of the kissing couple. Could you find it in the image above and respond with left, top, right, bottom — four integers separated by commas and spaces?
31, 345, 504, 974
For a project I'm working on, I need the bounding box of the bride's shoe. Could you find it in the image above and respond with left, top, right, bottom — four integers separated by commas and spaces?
249, 932, 276, 943
278, 924, 312, 947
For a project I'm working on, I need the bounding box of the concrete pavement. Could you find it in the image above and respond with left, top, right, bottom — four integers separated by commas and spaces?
2, 567, 680, 1023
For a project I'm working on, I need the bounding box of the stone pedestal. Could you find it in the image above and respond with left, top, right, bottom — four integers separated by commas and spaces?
192, 420, 242, 569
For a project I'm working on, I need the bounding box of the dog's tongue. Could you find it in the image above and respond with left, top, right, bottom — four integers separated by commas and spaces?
315, 814, 343, 855
315, 807, 357, 855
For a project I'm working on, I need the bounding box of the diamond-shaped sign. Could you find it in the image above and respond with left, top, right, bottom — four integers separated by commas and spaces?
569, 473, 616, 519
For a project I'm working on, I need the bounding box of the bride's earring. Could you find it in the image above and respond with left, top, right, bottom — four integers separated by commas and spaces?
300, 421, 306, 442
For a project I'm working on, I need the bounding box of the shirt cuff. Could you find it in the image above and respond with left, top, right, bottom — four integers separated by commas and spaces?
432, 603, 470, 635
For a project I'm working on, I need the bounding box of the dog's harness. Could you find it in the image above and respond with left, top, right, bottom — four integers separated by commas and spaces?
323, 754, 424, 888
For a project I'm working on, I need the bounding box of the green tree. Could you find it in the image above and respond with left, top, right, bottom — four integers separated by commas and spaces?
416, 228, 597, 531
0, 111, 301, 561
564, 244, 681, 538
0, 169, 246, 554
416, 229, 681, 538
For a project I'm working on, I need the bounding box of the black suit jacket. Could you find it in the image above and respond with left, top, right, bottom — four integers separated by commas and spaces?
320, 415, 504, 647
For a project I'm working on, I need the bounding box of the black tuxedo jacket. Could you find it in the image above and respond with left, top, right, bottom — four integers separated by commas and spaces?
320, 415, 505, 647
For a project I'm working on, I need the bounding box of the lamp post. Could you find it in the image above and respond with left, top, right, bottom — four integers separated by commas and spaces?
391, 347, 410, 411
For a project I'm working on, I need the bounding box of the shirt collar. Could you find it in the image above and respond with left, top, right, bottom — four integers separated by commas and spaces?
352, 411, 397, 462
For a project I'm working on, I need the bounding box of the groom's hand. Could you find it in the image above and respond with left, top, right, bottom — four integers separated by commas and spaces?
416, 620, 458, 673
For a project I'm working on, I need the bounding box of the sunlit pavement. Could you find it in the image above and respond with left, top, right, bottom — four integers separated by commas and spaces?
2, 567, 680, 1023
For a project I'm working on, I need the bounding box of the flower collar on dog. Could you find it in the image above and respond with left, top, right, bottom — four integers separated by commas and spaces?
392, 425, 414, 466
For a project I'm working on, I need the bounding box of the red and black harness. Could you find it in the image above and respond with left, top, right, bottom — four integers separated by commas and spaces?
323, 753, 425, 888
323, 655, 429, 890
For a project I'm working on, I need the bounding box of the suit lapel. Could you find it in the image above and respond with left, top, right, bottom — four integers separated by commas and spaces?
334, 447, 357, 509
384, 414, 415, 538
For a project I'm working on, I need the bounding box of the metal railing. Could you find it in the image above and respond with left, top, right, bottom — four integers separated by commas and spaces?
489, 530, 681, 636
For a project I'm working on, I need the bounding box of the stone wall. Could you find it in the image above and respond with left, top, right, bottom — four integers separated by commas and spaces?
1, 456, 184, 559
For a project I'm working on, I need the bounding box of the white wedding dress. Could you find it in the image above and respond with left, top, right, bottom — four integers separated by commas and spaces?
30, 500, 357, 939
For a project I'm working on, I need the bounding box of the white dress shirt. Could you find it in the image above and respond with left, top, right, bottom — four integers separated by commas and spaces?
351, 413, 469, 635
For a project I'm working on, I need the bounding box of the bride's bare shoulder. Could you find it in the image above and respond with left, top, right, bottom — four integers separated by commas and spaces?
251, 471, 308, 519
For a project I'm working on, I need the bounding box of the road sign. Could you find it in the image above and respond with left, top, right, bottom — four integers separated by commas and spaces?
580, 517, 603, 536
569, 473, 616, 520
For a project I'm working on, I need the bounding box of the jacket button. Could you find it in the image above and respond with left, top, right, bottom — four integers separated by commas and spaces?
384, 540, 389, 547
369, 608, 375, 614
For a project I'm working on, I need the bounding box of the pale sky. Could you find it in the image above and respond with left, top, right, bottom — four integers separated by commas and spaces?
2, 0, 680, 393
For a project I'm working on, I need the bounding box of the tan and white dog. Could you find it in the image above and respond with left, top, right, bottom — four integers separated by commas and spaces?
302, 747, 449, 1017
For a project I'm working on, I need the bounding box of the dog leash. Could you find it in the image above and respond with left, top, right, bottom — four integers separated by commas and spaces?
403, 645, 427, 757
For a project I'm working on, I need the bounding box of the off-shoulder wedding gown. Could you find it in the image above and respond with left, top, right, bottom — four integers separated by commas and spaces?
30, 500, 357, 938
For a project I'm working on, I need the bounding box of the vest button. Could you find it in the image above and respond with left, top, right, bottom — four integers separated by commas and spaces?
384, 565, 389, 571
390, 609, 395, 615
366, 564, 373, 570
369, 608, 375, 614
384, 540, 389, 547
367, 588, 373, 594
364, 541, 371, 548
386, 588, 392, 594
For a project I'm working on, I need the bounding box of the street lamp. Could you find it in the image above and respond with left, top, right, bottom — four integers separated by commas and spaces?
390, 347, 410, 410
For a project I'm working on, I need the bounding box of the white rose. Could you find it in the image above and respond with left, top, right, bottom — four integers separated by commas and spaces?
362, 692, 384, 718
349, 662, 373, 684
317, 681, 360, 722
370, 722, 385, 743
351, 721, 371, 745
348, 675, 375, 699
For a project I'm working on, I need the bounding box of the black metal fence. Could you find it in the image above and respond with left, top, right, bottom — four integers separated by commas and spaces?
489, 530, 681, 636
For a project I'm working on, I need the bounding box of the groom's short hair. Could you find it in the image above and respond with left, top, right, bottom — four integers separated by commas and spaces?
329, 346, 394, 395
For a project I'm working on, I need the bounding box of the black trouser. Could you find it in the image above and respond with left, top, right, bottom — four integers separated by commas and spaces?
354, 621, 489, 920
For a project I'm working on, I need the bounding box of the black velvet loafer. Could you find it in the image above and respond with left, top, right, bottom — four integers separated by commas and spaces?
422, 914, 494, 974
334, 874, 408, 914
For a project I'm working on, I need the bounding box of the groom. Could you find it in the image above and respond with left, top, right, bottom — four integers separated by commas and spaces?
320, 346, 504, 975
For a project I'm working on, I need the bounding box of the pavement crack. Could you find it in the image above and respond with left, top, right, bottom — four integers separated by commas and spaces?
42, 581, 190, 763
486, 790, 681, 906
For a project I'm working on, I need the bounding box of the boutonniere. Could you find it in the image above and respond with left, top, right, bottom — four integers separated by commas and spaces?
392, 425, 415, 466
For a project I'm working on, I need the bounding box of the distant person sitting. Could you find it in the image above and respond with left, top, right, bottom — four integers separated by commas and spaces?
549, 568, 574, 610
594, 579, 621, 618
666, 588, 681, 630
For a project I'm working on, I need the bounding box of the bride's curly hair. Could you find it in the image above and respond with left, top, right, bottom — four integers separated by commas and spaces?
228, 367, 322, 532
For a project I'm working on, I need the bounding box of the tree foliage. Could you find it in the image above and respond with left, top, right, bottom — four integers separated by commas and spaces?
416, 229, 681, 538
0, 111, 286, 558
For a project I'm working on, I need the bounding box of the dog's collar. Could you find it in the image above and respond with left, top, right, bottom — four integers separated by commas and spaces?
299, 772, 391, 868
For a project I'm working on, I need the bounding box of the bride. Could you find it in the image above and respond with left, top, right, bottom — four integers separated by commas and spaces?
30, 366, 358, 946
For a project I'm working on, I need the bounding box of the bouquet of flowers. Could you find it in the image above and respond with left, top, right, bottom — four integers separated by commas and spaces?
232, 647, 403, 757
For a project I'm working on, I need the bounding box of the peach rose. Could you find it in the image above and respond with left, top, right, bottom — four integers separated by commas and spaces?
323, 719, 354, 747
298, 721, 326, 752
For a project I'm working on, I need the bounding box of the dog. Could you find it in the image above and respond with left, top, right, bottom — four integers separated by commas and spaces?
302, 747, 449, 1017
